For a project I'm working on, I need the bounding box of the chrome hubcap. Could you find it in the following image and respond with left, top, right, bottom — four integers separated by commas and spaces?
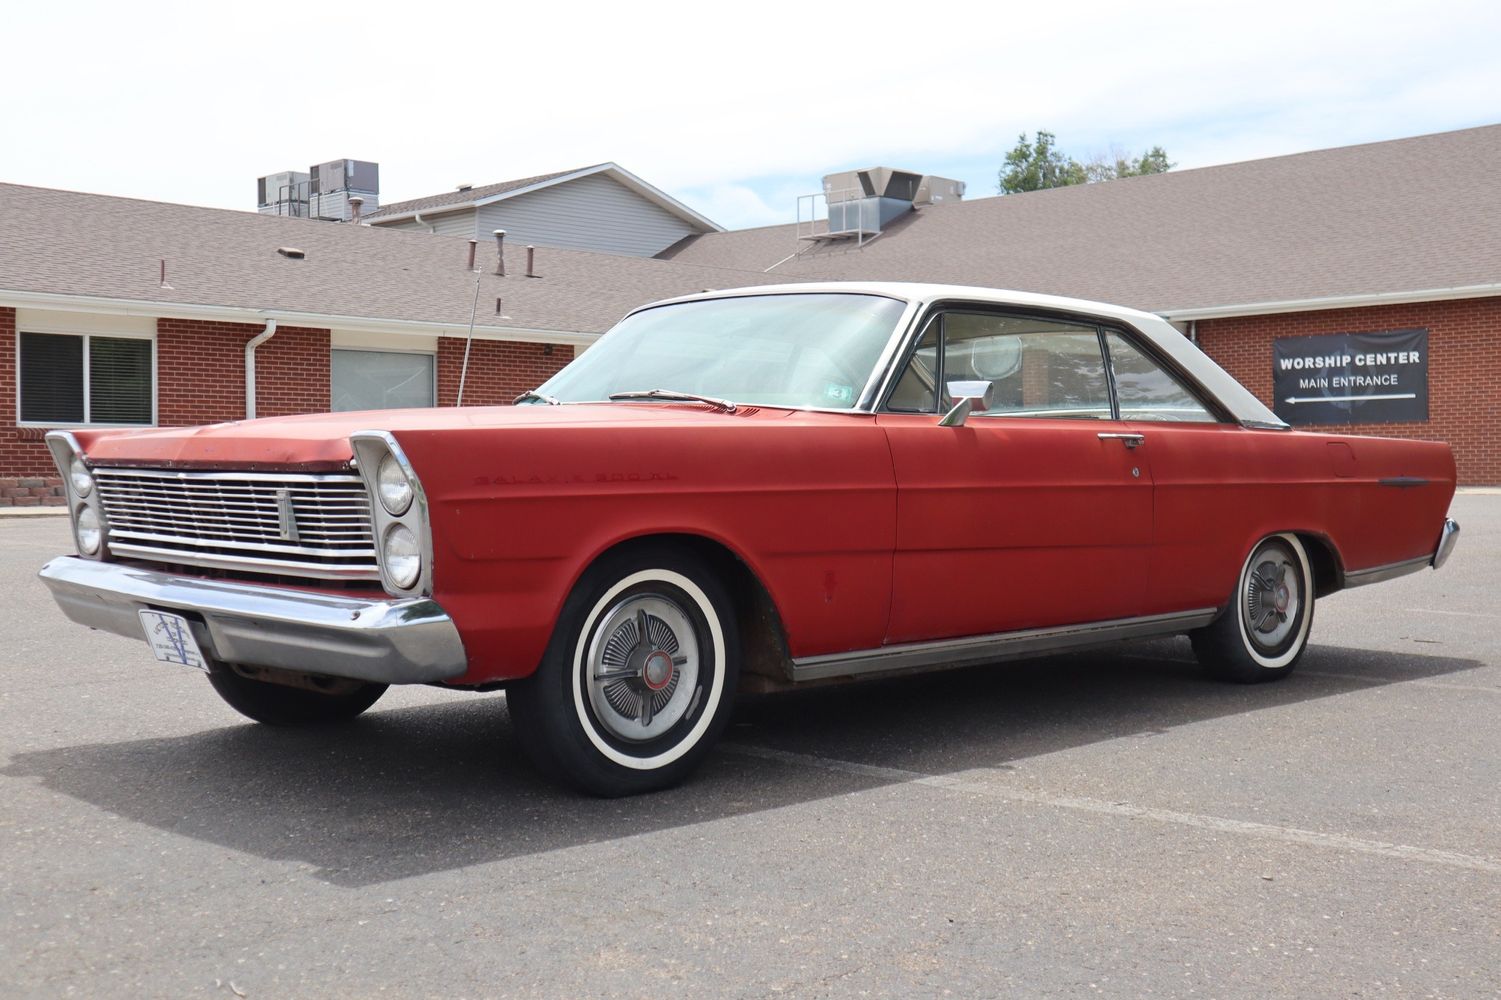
1245, 549, 1300, 649
585, 594, 699, 742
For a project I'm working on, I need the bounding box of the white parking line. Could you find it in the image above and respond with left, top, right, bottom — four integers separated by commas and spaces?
1114, 653, 1499, 695
1299, 669, 1501, 694
722, 743, 1501, 876
1409, 607, 1501, 620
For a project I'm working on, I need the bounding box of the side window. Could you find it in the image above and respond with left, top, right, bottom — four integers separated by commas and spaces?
886, 318, 940, 412
1104, 331, 1216, 422
887, 313, 1112, 418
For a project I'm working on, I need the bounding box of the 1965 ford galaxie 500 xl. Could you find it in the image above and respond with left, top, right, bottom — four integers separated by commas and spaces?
39, 283, 1460, 795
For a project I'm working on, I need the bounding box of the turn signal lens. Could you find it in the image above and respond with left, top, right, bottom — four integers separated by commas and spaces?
377, 453, 414, 516
75, 505, 102, 555
69, 455, 94, 497
383, 523, 421, 590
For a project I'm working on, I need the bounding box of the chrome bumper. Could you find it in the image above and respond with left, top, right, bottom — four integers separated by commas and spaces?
38, 557, 467, 685
1432, 518, 1460, 569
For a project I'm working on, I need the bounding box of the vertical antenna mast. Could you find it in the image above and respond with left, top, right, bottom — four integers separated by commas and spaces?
455, 270, 481, 407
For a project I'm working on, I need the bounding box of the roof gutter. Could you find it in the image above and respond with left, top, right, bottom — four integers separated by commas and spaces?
0, 288, 601, 347
1158, 282, 1501, 322
245, 318, 276, 420
368, 203, 476, 228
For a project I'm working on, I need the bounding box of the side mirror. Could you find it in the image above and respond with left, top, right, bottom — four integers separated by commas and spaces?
938, 380, 995, 427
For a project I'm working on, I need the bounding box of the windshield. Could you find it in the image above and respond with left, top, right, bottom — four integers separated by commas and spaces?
535, 293, 909, 410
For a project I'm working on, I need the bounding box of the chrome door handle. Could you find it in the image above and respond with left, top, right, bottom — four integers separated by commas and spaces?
1097, 432, 1145, 449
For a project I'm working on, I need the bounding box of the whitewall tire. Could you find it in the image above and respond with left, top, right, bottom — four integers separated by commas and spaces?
1191, 533, 1315, 683
507, 547, 740, 796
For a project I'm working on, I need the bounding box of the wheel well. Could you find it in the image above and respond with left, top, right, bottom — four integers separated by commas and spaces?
586, 533, 792, 684
1294, 532, 1343, 598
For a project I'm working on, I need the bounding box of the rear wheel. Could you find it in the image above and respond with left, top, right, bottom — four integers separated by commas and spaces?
1191, 533, 1315, 683
507, 546, 740, 796
207, 662, 387, 725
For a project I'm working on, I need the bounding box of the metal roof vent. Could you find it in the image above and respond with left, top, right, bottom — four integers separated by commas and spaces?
276, 247, 306, 259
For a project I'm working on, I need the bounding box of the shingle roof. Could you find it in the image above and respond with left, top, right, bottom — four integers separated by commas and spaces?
0, 184, 766, 337
658, 125, 1501, 315
363, 166, 598, 220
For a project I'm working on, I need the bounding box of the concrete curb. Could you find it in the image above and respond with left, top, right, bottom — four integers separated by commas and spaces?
0, 508, 70, 517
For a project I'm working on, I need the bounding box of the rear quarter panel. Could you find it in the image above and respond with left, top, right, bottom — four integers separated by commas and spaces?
1140, 424, 1456, 614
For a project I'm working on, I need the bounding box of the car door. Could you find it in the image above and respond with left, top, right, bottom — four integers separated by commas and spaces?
876, 310, 1155, 645
1099, 328, 1264, 616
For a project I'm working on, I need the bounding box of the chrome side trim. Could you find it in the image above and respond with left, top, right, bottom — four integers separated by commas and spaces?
38, 556, 466, 685
790, 608, 1219, 683
1432, 518, 1460, 570
1343, 555, 1432, 589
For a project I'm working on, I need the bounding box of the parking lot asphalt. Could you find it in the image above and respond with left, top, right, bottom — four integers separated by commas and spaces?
2, 498, 1497, 999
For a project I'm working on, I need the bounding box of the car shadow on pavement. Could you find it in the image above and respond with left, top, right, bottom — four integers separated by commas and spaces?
2, 638, 1483, 888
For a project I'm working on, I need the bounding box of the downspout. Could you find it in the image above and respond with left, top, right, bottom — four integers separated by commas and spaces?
245, 318, 277, 420
1188, 319, 1198, 344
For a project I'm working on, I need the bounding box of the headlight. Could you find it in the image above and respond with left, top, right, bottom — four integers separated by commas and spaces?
376, 454, 413, 516
383, 523, 421, 590
69, 455, 94, 497
75, 505, 102, 555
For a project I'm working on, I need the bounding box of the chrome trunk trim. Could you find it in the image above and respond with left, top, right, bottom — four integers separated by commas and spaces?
38, 556, 466, 685
790, 608, 1219, 683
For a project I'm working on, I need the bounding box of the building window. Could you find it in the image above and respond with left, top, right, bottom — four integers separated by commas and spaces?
331, 349, 436, 411
19, 332, 154, 425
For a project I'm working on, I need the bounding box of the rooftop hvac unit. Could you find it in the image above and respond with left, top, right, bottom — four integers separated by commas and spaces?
310, 158, 379, 195
257, 170, 310, 209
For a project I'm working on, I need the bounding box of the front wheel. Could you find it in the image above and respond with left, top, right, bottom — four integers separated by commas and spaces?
1191, 533, 1315, 683
507, 547, 740, 796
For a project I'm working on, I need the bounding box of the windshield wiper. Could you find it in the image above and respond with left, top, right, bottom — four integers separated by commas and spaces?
608, 389, 738, 413
513, 389, 561, 405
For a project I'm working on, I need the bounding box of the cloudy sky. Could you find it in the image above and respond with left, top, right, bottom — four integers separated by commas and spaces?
3, 0, 1497, 230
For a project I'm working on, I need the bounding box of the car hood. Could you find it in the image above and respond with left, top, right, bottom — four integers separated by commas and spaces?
75, 403, 798, 470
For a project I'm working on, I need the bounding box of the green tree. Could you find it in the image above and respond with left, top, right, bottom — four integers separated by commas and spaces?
998, 131, 1087, 194
999, 134, 1174, 193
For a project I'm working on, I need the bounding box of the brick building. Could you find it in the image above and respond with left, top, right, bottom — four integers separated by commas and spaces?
3, 125, 1498, 503
0, 183, 748, 503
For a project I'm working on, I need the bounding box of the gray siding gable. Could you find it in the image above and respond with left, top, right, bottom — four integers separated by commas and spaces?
371, 174, 697, 256
478, 174, 698, 257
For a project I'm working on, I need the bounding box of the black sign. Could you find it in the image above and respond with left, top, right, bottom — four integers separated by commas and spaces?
1272, 328, 1428, 425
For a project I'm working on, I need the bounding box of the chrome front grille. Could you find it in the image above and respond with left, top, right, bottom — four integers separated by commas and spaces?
93, 468, 380, 581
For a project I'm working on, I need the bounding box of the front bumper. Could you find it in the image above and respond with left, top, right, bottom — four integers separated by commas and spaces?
39, 556, 467, 685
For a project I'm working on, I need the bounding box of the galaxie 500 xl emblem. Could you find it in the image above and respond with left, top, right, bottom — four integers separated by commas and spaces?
275, 488, 299, 543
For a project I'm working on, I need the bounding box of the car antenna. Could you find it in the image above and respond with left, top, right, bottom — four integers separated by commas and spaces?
455, 270, 481, 407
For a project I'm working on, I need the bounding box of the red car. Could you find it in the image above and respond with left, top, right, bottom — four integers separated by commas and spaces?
40, 283, 1460, 795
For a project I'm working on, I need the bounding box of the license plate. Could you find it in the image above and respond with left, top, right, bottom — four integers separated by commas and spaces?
138, 610, 209, 671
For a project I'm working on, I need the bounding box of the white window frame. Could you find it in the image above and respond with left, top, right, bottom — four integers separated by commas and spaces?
15, 328, 158, 428
330, 346, 438, 412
